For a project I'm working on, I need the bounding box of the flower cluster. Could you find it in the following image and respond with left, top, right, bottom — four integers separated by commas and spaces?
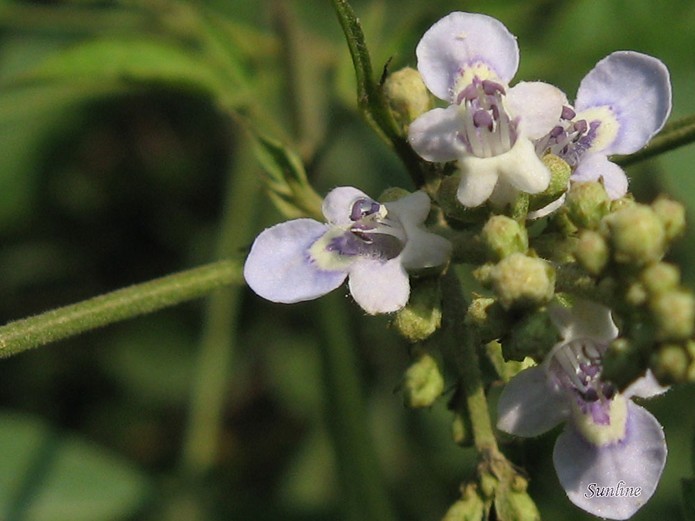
244, 8, 681, 521
408, 12, 671, 209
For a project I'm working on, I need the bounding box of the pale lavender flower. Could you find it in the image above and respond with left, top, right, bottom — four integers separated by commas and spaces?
243, 187, 451, 315
407, 12, 567, 208
536, 51, 672, 199
497, 299, 668, 520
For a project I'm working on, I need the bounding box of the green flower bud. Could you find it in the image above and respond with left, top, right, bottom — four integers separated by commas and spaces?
602, 204, 666, 265
602, 338, 644, 390
383, 67, 432, 130
528, 154, 571, 211
641, 262, 681, 295
481, 215, 528, 261
566, 181, 610, 229
442, 484, 485, 521
688, 360, 695, 383
650, 289, 695, 341
625, 281, 648, 306
652, 343, 689, 384
466, 297, 510, 343
378, 186, 411, 203
494, 480, 540, 521
437, 174, 490, 224
402, 352, 445, 408
574, 230, 609, 275
502, 310, 559, 362
652, 196, 686, 242
393, 277, 442, 342
491, 253, 555, 310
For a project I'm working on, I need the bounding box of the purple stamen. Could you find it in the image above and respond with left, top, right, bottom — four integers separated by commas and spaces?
350, 198, 380, 221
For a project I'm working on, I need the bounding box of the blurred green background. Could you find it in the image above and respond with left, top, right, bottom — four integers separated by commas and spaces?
0, 0, 694, 519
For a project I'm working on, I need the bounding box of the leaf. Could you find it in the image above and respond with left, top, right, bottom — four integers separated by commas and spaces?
10, 37, 247, 110
0, 412, 150, 521
251, 131, 323, 220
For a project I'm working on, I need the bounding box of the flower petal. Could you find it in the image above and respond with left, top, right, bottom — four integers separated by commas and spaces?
416, 11, 519, 101
456, 164, 499, 207
549, 298, 618, 344
385, 190, 431, 225
348, 259, 409, 314
506, 81, 568, 139
572, 154, 628, 199
553, 402, 667, 520
322, 187, 370, 226
408, 105, 464, 162
623, 370, 669, 400
244, 219, 347, 303
497, 366, 569, 437
575, 51, 672, 155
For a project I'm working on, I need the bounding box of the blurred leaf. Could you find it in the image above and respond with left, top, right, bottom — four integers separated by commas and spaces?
251, 130, 323, 220
10, 37, 246, 110
0, 411, 150, 521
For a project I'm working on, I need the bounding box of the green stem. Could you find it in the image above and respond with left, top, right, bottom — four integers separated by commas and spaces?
179, 138, 260, 477
317, 293, 396, 521
0, 260, 243, 359
440, 269, 499, 455
615, 114, 695, 167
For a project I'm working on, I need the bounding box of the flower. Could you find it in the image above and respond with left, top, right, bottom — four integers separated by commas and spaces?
497, 299, 668, 520
407, 12, 567, 208
535, 51, 672, 199
243, 187, 451, 315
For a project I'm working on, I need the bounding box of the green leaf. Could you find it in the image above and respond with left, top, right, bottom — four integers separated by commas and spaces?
251, 131, 323, 220
0, 412, 150, 521
11, 37, 247, 110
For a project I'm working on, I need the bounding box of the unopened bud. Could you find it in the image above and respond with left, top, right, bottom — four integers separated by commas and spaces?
442, 484, 485, 521
652, 343, 689, 384
650, 289, 695, 341
451, 412, 473, 447
481, 215, 528, 261
494, 482, 540, 521
602, 204, 666, 265
437, 174, 489, 224
528, 154, 571, 211
566, 181, 610, 229
502, 310, 559, 361
402, 352, 445, 408
393, 277, 442, 342
466, 297, 510, 343
641, 262, 680, 295
491, 253, 555, 309
378, 186, 411, 203
383, 67, 432, 130
574, 230, 609, 275
652, 196, 686, 242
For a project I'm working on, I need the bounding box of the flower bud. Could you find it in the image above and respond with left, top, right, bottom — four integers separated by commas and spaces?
383, 67, 432, 130
501, 310, 559, 362
528, 154, 571, 211
566, 181, 610, 229
652, 343, 689, 384
494, 475, 540, 521
442, 484, 485, 521
574, 230, 609, 275
481, 215, 528, 261
402, 352, 445, 408
393, 277, 442, 342
466, 297, 510, 343
378, 186, 411, 203
602, 204, 666, 265
451, 412, 473, 447
601, 338, 645, 390
652, 196, 686, 242
641, 262, 680, 295
437, 174, 490, 224
650, 289, 695, 341
491, 253, 555, 309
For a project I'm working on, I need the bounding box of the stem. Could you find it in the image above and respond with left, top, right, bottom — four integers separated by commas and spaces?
615, 114, 695, 167
0, 260, 243, 358
179, 137, 260, 477
317, 293, 396, 521
440, 269, 499, 455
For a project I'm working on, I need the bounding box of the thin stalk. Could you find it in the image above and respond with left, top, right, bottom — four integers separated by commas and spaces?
179, 136, 260, 477
0, 260, 243, 358
440, 269, 499, 455
317, 293, 396, 521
